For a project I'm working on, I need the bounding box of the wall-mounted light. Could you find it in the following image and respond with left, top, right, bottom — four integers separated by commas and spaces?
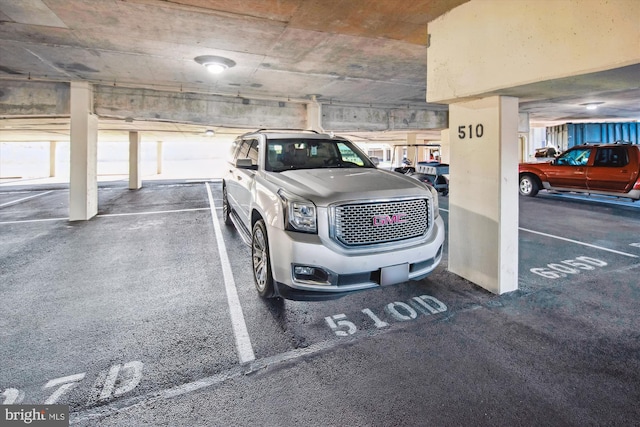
195, 55, 236, 74
204, 129, 215, 137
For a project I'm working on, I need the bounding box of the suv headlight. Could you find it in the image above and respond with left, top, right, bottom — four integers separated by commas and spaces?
429, 186, 440, 219
278, 189, 317, 233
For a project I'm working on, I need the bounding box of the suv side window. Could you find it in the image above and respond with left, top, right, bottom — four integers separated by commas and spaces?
337, 142, 365, 166
247, 139, 259, 167
233, 138, 259, 169
556, 147, 591, 166
594, 147, 629, 167
229, 138, 242, 161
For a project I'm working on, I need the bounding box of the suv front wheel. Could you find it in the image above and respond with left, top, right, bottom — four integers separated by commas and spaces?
252, 219, 276, 298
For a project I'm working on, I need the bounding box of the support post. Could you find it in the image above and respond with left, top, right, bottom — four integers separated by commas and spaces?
156, 141, 163, 175
448, 96, 519, 294
129, 131, 142, 189
69, 82, 98, 221
49, 141, 57, 177
439, 130, 450, 164
306, 96, 323, 132
405, 133, 417, 165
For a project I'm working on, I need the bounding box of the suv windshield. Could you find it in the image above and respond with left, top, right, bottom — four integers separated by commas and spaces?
265, 138, 375, 172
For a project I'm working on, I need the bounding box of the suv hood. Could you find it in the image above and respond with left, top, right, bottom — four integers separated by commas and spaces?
266, 168, 431, 206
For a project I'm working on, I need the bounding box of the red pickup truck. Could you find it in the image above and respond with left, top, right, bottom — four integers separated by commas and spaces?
519, 143, 640, 201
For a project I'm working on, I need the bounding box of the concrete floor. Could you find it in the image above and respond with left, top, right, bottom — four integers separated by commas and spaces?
1, 180, 639, 426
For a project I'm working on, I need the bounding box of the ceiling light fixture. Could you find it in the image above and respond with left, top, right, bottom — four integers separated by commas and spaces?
204, 129, 215, 137
581, 102, 604, 110
194, 55, 236, 74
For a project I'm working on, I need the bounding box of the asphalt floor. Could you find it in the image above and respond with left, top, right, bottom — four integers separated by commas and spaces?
1, 178, 638, 426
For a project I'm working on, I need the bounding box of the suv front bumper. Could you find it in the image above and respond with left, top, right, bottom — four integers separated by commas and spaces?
268, 215, 445, 299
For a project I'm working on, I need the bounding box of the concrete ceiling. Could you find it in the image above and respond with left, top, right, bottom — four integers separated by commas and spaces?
0, 0, 638, 144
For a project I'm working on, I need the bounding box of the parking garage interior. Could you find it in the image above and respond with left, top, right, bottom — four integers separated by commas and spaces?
1, 1, 639, 425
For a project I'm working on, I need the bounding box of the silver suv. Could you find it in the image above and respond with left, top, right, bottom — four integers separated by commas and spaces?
222, 130, 445, 300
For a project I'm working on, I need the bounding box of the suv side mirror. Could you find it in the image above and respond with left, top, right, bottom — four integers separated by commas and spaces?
235, 158, 253, 169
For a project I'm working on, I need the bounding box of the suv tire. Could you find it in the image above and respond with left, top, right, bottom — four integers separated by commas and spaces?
252, 219, 276, 298
519, 174, 540, 197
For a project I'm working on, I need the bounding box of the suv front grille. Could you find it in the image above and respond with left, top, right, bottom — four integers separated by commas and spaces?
333, 199, 429, 247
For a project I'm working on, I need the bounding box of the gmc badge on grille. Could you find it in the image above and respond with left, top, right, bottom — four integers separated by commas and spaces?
373, 213, 407, 226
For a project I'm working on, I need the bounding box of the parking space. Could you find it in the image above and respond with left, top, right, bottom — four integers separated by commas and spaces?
0, 183, 239, 409
1, 181, 639, 425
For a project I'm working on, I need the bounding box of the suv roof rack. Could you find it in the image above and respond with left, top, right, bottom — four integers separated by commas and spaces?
255, 128, 320, 134
237, 129, 322, 139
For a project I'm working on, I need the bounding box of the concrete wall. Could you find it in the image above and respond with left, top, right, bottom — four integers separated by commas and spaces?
427, 0, 640, 103
0, 81, 69, 115
93, 86, 306, 129
1, 81, 449, 132
322, 104, 448, 132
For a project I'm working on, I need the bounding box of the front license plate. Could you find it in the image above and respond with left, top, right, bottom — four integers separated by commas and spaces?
380, 263, 409, 286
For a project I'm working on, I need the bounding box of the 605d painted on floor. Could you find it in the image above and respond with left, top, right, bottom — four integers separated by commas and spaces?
530, 256, 607, 279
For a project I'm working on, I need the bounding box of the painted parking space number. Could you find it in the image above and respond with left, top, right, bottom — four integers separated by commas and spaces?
325, 295, 447, 337
1, 360, 143, 406
530, 256, 607, 279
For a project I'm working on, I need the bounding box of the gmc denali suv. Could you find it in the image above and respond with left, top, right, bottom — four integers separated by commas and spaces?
519, 142, 640, 201
222, 130, 445, 300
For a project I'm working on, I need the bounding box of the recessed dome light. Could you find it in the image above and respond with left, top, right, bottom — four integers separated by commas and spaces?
581, 101, 604, 110
194, 55, 236, 74
206, 63, 227, 74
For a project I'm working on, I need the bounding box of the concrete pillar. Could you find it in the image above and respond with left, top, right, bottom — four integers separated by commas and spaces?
404, 133, 417, 166
49, 141, 56, 177
69, 82, 98, 221
448, 96, 519, 294
129, 131, 142, 189
307, 96, 323, 132
439, 130, 450, 164
156, 141, 163, 175
390, 144, 403, 168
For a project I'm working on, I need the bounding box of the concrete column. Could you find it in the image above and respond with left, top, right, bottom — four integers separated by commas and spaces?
390, 144, 403, 168
156, 141, 163, 175
307, 96, 323, 132
448, 96, 519, 294
49, 141, 56, 177
439, 129, 450, 164
69, 81, 98, 221
129, 131, 142, 189
405, 133, 417, 165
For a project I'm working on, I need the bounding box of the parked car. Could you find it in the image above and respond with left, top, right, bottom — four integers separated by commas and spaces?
408, 163, 449, 196
223, 130, 445, 300
518, 142, 640, 200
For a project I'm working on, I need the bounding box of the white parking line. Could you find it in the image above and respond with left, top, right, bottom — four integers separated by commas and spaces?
97, 208, 209, 217
0, 208, 212, 225
71, 338, 342, 425
440, 207, 638, 258
0, 190, 54, 208
519, 227, 638, 258
205, 182, 256, 364
0, 217, 68, 225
